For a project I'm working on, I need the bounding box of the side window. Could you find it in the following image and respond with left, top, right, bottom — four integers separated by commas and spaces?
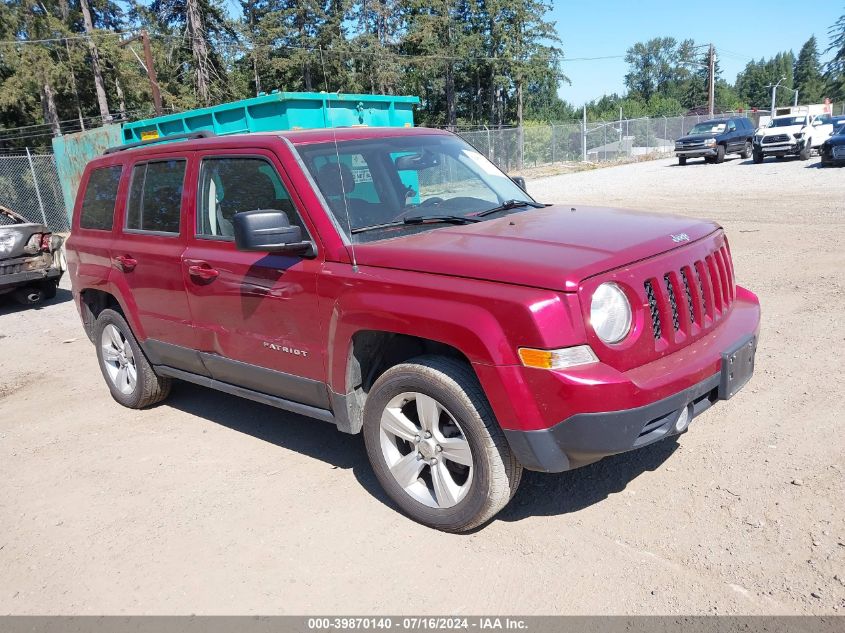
727, 121, 737, 132
79, 166, 122, 231
125, 160, 186, 234
197, 157, 305, 239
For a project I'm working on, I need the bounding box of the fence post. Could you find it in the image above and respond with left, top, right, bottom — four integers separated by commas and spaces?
519, 126, 524, 170
582, 106, 587, 162
551, 125, 556, 163
26, 147, 48, 227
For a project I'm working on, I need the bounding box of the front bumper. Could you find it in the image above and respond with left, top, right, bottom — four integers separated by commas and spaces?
675, 148, 717, 158
505, 372, 722, 472
479, 287, 760, 473
755, 139, 805, 155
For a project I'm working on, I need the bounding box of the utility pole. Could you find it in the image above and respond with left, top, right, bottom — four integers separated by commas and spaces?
119, 30, 163, 116
768, 77, 786, 117
707, 44, 716, 117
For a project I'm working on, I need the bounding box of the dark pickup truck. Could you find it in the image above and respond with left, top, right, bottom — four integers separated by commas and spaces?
0, 205, 64, 305
674, 117, 755, 165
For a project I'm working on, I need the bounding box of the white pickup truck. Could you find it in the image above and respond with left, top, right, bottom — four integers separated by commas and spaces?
752, 113, 834, 163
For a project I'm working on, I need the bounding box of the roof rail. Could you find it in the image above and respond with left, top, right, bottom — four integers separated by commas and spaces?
104, 130, 216, 155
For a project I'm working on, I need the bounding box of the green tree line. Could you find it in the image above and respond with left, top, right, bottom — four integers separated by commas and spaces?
585, 13, 845, 123
1, 1, 845, 147
0, 0, 570, 145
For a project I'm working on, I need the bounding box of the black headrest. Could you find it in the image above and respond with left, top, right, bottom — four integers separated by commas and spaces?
315, 162, 355, 198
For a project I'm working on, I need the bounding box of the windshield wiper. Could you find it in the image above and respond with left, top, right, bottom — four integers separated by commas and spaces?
476, 199, 546, 217
403, 214, 482, 225
350, 214, 481, 235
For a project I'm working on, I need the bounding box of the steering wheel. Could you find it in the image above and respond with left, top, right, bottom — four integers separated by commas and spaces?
391, 197, 445, 222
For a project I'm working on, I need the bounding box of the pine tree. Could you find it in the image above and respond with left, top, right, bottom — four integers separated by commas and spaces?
794, 36, 825, 103
826, 11, 845, 101
150, 0, 236, 106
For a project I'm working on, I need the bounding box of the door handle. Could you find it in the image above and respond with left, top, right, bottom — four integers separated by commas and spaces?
114, 255, 137, 272
187, 263, 220, 281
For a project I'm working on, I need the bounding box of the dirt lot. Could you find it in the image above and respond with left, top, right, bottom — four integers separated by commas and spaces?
1, 155, 843, 615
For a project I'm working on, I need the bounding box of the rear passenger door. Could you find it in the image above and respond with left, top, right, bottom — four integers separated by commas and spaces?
725, 120, 740, 151
113, 155, 201, 370
182, 151, 328, 409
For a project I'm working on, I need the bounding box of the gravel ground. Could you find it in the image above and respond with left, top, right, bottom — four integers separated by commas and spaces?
1, 154, 843, 615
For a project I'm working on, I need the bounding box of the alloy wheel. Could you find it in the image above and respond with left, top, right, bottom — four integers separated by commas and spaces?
101, 324, 137, 395
379, 391, 474, 509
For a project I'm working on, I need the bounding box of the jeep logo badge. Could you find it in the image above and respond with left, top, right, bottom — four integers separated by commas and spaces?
671, 233, 690, 243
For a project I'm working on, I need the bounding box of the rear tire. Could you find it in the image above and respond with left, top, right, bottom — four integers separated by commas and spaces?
740, 141, 752, 159
362, 356, 522, 532
94, 308, 171, 409
715, 144, 726, 164
753, 149, 764, 164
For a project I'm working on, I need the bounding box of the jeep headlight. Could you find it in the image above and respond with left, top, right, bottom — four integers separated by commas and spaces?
590, 283, 632, 344
704, 138, 717, 147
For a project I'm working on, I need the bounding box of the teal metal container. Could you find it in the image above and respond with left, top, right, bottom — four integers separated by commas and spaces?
52, 123, 124, 224
121, 92, 420, 144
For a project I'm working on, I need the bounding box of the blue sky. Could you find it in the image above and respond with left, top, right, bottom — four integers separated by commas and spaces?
551, 0, 841, 105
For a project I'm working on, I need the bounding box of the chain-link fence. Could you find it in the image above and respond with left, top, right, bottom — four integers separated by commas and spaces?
0, 151, 68, 232
457, 112, 762, 172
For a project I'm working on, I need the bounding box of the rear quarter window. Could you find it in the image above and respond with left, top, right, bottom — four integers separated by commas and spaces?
125, 160, 186, 234
79, 165, 123, 231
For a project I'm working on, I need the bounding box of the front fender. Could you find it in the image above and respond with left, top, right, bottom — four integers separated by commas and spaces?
320, 263, 587, 412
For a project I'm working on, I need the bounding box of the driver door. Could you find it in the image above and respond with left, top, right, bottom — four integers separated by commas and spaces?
182, 150, 328, 409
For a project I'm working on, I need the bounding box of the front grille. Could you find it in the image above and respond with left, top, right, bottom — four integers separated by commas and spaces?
664, 274, 680, 332
680, 269, 695, 323
763, 134, 789, 144
644, 244, 735, 341
644, 280, 661, 339
681, 141, 705, 149
833, 146, 845, 159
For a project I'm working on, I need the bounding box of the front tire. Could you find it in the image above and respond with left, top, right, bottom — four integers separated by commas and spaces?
362, 356, 522, 532
678, 156, 687, 166
715, 144, 726, 163
753, 149, 764, 164
799, 143, 811, 161
94, 308, 171, 409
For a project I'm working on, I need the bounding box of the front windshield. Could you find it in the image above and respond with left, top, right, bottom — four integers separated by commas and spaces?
768, 116, 807, 127
688, 122, 726, 135
296, 134, 534, 242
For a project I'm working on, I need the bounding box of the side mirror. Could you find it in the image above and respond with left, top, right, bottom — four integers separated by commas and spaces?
233, 209, 312, 256
511, 176, 527, 192
812, 119, 822, 127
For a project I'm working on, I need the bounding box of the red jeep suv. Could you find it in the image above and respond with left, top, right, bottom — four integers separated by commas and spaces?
66, 127, 760, 532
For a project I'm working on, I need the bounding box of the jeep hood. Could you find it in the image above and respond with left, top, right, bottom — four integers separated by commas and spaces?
352, 206, 720, 291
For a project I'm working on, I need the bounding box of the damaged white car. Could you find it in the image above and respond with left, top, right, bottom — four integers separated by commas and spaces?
0, 205, 64, 305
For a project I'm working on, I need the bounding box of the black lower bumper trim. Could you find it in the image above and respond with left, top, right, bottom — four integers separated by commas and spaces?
504, 373, 722, 473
